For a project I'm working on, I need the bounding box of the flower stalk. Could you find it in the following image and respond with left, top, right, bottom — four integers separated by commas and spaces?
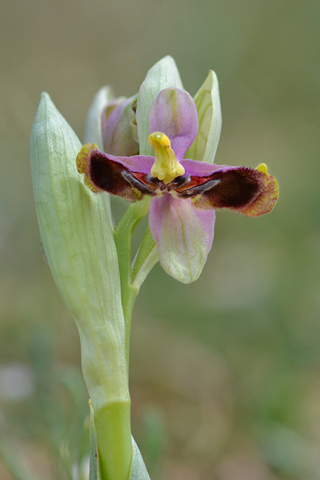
114, 197, 150, 368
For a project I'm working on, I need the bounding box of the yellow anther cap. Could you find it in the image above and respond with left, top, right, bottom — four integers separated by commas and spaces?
149, 132, 185, 184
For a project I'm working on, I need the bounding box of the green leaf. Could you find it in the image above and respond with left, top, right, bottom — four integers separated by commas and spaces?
31, 93, 132, 480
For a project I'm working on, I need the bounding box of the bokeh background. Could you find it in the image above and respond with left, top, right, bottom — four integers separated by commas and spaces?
1, 0, 320, 478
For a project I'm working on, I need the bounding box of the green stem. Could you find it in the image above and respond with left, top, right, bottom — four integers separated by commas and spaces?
114, 198, 150, 368
95, 401, 132, 480
89, 200, 158, 480
81, 325, 132, 480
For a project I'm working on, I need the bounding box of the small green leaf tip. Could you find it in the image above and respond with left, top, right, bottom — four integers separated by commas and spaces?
89, 400, 101, 480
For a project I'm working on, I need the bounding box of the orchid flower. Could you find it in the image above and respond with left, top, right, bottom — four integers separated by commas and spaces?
31, 56, 279, 480
77, 87, 279, 283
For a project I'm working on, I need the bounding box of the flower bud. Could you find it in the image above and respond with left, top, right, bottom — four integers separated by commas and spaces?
84, 85, 115, 150
102, 95, 139, 156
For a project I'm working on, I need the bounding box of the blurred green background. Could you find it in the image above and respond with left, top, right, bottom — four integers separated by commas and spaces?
1, 0, 320, 478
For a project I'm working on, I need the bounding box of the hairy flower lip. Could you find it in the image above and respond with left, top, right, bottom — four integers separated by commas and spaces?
78, 143, 279, 215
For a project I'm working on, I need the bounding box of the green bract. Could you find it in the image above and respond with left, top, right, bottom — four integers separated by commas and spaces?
186, 70, 222, 163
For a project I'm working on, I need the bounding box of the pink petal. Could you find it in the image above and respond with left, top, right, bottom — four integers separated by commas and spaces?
149, 88, 199, 160
149, 194, 215, 283
181, 158, 228, 176
98, 152, 154, 174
